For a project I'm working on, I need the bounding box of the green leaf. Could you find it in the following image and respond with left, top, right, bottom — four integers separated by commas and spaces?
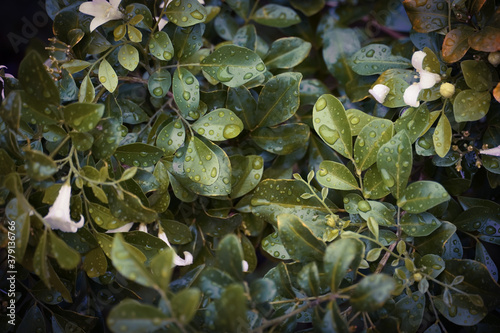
372, 69, 414, 108
476, 242, 498, 282
469, 26, 500, 52
126, 3, 153, 29
316, 160, 359, 191
461, 60, 492, 91
107, 299, 171, 333
415, 221, 456, 255
226, 86, 257, 130
83, 247, 107, 278
118, 44, 139, 71
300, 79, 330, 106
354, 119, 394, 171
216, 234, 245, 281
262, 231, 292, 260
264, 37, 311, 70
376, 130, 412, 199
346, 109, 378, 136
156, 119, 186, 155
482, 155, 500, 174
78, 75, 95, 103
417, 254, 445, 278
24, 150, 58, 181
362, 165, 391, 199
322, 28, 360, 86
433, 113, 452, 158
34, 232, 49, 287
434, 294, 488, 326
111, 234, 156, 287
148, 68, 171, 98
398, 181, 450, 214
91, 118, 122, 160
49, 232, 80, 269
192, 108, 243, 141
253, 72, 302, 129
277, 213, 326, 262
442, 26, 475, 63
149, 31, 174, 61
173, 67, 200, 118
324, 238, 365, 291
229, 155, 263, 198
114, 143, 163, 168
252, 4, 300, 27
19, 51, 60, 105
62, 59, 91, 74
250, 278, 277, 303
18, 305, 45, 333
401, 212, 442, 237
159, 219, 192, 245
290, 0, 324, 16
350, 44, 411, 75
1, 91, 21, 130
165, 0, 207, 27
392, 292, 425, 333
179, 136, 220, 185
174, 24, 205, 60
403, 0, 448, 33
394, 105, 430, 143
298, 262, 320, 296
351, 274, 396, 312
226, 0, 250, 18
453, 89, 491, 122
264, 262, 295, 298
98, 59, 118, 93
315, 301, 348, 333
63, 102, 104, 132
358, 201, 396, 226
251, 123, 310, 155
201, 45, 265, 88
313, 94, 352, 159
172, 288, 201, 324
106, 186, 157, 223
88, 202, 129, 230
453, 207, 500, 236
150, 248, 174, 291
234, 24, 257, 50
214, 284, 248, 332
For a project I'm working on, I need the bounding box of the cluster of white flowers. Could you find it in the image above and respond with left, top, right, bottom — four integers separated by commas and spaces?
369, 50, 442, 107
44, 183, 85, 233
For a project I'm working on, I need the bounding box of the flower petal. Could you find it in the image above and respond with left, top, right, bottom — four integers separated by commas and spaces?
242, 260, 249, 272
412, 51, 426, 72
480, 145, 500, 157
173, 251, 193, 266
138, 223, 148, 233
404, 83, 421, 107
110, 0, 122, 8
418, 70, 441, 89
79, 1, 111, 16
369, 84, 390, 104
105, 222, 134, 233
89, 17, 111, 31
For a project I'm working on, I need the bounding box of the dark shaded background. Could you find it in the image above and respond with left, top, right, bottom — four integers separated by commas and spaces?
0, 0, 53, 75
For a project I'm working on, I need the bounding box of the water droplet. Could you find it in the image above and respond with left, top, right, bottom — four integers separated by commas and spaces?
380, 168, 395, 187
185, 76, 194, 85
153, 87, 163, 96
256, 63, 265, 71
315, 97, 327, 111
357, 200, 371, 212
244, 73, 253, 80
350, 116, 360, 125
319, 125, 339, 145
190, 10, 204, 20
366, 49, 375, 57
252, 158, 263, 169
223, 124, 241, 139
100, 76, 107, 83
183, 91, 191, 100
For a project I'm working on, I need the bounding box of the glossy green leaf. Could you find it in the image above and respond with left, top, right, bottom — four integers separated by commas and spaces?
165, 0, 207, 27
350, 44, 411, 75
171, 288, 201, 323
416, 254, 445, 278
1, 91, 21, 130
91, 118, 122, 160
453, 89, 491, 122
216, 234, 244, 281
180, 136, 219, 185
201, 45, 265, 88
300, 79, 330, 106
24, 150, 57, 181
324, 238, 364, 291
354, 119, 393, 171
316, 160, 359, 191
214, 284, 248, 332
150, 248, 174, 291
88, 202, 129, 230
252, 4, 300, 28
115, 99, 149, 124
434, 294, 487, 326
392, 292, 425, 333
322, 28, 360, 86
253, 72, 302, 129
453, 207, 500, 236
114, 143, 163, 168
264, 37, 311, 70
98, 59, 118, 93
476, 242, 498, 282
148, 68, 171, 98
401, 212, 442, 237
298, 262, 320, 296
173, 67, 200, 118
63, 102, 104, 132
62, 59, 91, 74
351, 274, 396, 312
78, 75, 95, 103
482, 155, 500, 174
19, 51, 60, 105
290, 0, 324, 16
156, 119, 186, 155
214, 12, 238, 40
313, 94, 352, 159
372, 69, 414, 108
107, 299, 171, 333
226, 0, 250, 18
49, 232, 80, 269
394, 105, 430, 143
262, 231, 292, 260
5, 199, 30, 261
403, 0, 448, 33
111, 234, 156, 287
33, 232, 49, 286
118, 44, 139, 71
126, 3, 153, 29
192, 108, 243, 141
358, 201, 396, 226
415, 221, 456, 255
433, 113, 452, 158
105, 186, 157, 223
83, 247, 107, 278
398, 181, 450, 213
315, 301, 348, 333
250, 278, 277, 304
149, 31, 174, 61
377, 130, 412, 199
229, 155, 263, 198
277, 213, 326, 262
362, 165, 391, 199
18, 305, 46, 333
461, 60, 492, 91
233, 24, 257, 50
174, 24, 205, 60
251, 123, 310, 155
226, 86, 257, 130
264, 262, 295, 298
345, 109, 377, 136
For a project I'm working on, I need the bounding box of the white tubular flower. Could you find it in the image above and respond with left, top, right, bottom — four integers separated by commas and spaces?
106, 222, 134, 233
403, 83, 421, 107
242, 260, 249, 272
138, 223, 148, 233
418, 70, 441, 89
44, 183, 84, 233
0, 65, 15, 99
79, 0, 124, 32
369, 84, 390, 104
480, 145, 500, 156
158, 229, 193, 267
411, 51, 426, 72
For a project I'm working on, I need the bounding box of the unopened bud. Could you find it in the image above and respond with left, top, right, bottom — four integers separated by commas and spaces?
488, 52, 500, 66
440, 82, 455, 98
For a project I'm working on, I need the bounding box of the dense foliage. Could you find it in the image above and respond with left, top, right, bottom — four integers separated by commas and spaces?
1, 0, 500, 332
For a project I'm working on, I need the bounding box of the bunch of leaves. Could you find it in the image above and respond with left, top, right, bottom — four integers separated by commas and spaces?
1, 0, 500, 332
